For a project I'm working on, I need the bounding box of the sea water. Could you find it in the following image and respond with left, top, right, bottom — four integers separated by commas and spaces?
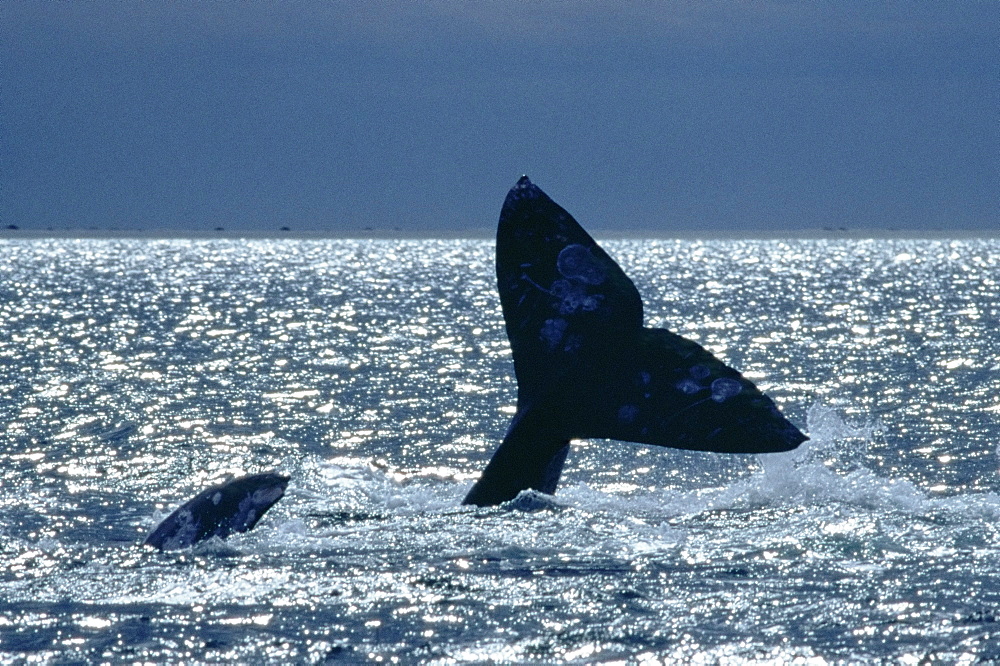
1, 238, 999, 663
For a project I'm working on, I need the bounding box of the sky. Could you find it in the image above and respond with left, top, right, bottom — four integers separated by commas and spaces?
2, 2, 997, 236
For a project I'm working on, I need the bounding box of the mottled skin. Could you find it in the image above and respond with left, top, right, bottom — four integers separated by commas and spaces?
463, 177, 807, 507
144, 472, 289, 551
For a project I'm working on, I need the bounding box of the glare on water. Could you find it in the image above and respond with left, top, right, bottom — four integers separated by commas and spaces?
1, 238, 999, 663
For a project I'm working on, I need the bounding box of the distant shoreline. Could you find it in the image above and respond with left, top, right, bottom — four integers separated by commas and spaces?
1, 227, 996, 241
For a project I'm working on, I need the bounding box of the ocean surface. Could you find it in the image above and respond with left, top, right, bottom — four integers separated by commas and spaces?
1, 238, 999, 664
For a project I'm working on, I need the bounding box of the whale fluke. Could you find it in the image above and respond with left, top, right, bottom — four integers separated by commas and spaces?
144, 472, 289, 551
463, 176, 807, 507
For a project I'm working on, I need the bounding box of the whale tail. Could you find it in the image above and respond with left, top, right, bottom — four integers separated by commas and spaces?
462, 177, 807, 507
144, 472, 289, 551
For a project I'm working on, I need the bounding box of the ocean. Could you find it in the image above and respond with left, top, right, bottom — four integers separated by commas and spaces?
1, 238, 999, 663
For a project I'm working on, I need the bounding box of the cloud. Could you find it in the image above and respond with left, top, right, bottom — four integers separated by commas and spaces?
2, 1, 997, 232
8, 1, 991, 47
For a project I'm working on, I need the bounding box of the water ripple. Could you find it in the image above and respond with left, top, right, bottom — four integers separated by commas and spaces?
1, 238, 999, 662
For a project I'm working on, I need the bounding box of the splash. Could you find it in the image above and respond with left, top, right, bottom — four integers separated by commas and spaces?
743, 402, 922, 511
805, 401, 878, 444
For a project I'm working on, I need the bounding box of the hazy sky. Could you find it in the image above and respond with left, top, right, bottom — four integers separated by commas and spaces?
3, 2, 997, 235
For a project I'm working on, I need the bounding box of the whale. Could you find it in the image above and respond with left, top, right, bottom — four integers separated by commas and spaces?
144, 472, 289, 551
462, 176, 807, 506
141, 177, 807, 540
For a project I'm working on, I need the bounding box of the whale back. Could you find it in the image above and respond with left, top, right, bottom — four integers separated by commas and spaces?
144, 472, 289, 551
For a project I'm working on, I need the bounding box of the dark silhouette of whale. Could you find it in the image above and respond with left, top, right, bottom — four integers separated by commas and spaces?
144, 472, 289, 551
142, 176, 807, 541
462, 176, 807, 506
